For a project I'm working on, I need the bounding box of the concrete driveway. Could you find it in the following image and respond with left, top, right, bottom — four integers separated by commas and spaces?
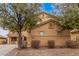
0, 44, 17, 56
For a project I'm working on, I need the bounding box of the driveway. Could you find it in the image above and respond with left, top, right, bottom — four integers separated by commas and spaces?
0, 44, 17, 56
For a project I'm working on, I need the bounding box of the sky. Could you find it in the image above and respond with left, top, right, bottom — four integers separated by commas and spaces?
42, 3, 55, 13
42, 3, 60, 15
0, 3, 56, 37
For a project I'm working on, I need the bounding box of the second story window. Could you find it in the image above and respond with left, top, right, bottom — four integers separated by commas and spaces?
40, 31, 45, 37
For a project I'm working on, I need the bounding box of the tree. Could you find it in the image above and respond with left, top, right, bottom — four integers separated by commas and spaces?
0, 3, 41, 49
54, 3, 79, 30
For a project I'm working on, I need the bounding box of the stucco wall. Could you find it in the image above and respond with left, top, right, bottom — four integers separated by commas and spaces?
22, 31, 32, 47
31, 22, 70, 47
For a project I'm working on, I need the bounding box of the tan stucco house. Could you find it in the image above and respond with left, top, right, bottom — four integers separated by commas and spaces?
7, 12, 71, 47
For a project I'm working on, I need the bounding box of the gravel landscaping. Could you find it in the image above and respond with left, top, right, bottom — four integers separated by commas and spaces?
6, 48, 79, 56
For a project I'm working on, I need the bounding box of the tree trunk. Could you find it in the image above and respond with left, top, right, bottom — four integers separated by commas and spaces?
17, 32, 22, 49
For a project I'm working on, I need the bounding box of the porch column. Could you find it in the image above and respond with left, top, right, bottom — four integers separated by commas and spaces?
7, 37, 12, 44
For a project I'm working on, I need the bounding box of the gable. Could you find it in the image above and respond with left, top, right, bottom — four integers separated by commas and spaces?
37, 12, 57, 24
32, 12, 60, 30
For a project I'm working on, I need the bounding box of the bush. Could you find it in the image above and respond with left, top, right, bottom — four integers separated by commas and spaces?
66, 40, 77, 48
48, 40, 55, 48
31, 40, 40, 49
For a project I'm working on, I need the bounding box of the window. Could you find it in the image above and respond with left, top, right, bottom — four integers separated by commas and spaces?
40, 31, 45, 37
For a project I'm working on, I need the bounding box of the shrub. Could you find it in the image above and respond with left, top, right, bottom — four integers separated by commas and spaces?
31, 40, 40, 49
48, 40, 55, 48
66, 40, 77, 48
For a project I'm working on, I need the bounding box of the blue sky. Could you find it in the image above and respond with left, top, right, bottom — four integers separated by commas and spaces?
42, 3, 55, 13
42, 3, 57, 14
42, 3, 60, 15
0, 3, 57, 36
